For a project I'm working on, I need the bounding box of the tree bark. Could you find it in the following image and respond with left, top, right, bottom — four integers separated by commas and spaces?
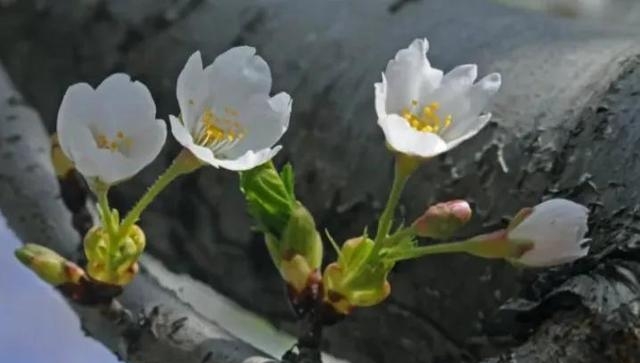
1, 0, 640, 362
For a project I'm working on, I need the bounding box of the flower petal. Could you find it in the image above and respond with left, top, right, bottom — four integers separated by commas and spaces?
374, 74, 387, 118
57, 75, 164, 184
509, 199, 590, 267
442, 113, 493, 150
427, 64, 477, 119
383, 38, 442, 115
169, 115, 219, 168
176, 51, 209, 132
215, 146, 282, 171
467, 72, 502, 119
95, 74, 157, 135
222, 92, 291, 159
378, 114, 448, 158
205, 46, 272, 114
57, 82, 103, 164
125, 118, 167, 173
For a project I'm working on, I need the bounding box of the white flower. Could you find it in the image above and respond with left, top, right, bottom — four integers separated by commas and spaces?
57, 73, 167, 185
375, 38, 501, 158
508, 199, 590, 267
170, 47, 291, 171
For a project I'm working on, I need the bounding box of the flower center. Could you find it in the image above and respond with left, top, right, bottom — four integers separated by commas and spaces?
95, 130, 133, 154
402, 100, 452, 134
195, 107, 245, 153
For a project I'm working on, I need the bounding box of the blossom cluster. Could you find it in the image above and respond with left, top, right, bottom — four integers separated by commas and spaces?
17, 38, 590, 324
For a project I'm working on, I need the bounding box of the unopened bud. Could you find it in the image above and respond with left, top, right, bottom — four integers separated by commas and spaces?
15, 244, 85, 286
464, 199, 590, 267
281, 254, 314, 294
84, 225, 145, 285
84, 226, 109, 263
413, 200, 472, 238
322, 237, 391, 315
507, 199, 589, 267
281, 203, 323, 270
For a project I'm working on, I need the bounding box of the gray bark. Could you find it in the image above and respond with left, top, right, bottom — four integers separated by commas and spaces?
1, 0, 640, 362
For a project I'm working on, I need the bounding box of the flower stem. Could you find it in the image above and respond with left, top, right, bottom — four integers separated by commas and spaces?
95, 184, 116, 236
388, 239, 479, 261
119, 149, 202, 237
374, 155, 419, 245
387, 232, 516, 262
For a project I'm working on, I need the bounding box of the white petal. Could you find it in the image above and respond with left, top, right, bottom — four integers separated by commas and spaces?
169, 115, 219, 168
125, 118, 167, 173
57, 82, 103, 164
215, 147, 282, 171
442, 113, 493, 149
205, 46, 272, 115
57, 75, 164, 184
378, 114, 448, 158
467, 72, 501, 119
176, 51, 209, 132
442, 64, 478, 90
222, 92, 291, 159
509, 199, 590, 267
383, 38, 442, 114
95, 74, 157, 135
374, 75, 387, 118
426, 64, 477, 120
423, 64, 477, 113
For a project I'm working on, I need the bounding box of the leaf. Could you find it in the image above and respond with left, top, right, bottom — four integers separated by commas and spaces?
239, 161, 295, 237
279, 163, 295, 200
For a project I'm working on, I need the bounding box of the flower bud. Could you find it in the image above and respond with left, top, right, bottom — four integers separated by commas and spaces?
281, 203, 323, 271
281, 254, 315, 294
413, 200, 472, 239
84, 226, 109, 263
322, 237, 391, 315
276, 203, 324, 317
84, 224, 145, 285
15, 244, 85, 286
507, 199, 589, 267
465, 199, 589, 267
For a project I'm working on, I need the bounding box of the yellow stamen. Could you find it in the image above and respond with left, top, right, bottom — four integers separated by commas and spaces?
196, 107, 245, 149
401, 100, 453, 134
95, 131, 133, 153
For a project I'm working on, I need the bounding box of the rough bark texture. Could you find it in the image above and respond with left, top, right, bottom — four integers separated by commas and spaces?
1, 0, 640, 362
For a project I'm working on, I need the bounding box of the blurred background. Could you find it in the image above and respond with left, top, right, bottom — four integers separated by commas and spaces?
1, 0, 639, 363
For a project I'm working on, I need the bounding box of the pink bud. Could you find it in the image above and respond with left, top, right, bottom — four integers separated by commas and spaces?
413, 200, 472, 238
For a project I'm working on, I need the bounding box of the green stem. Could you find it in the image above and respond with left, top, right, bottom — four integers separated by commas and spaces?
119, 149, 201, 238
96, 184, 116, 236
386, 231, 518, 262
374, 161, 411, 245
388, 239, 479, 261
